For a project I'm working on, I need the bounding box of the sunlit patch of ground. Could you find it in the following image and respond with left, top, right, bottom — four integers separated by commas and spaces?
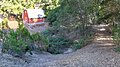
98, 28, 106, 31
95, 36, 113, 41
93, 24, 115, 47
93, 24, 109, 28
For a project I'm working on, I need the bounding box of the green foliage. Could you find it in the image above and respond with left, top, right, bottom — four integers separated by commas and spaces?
30, 33, 49, 51
89, 0, 120, 24
89, 0, 120, 44
0, 30, 3, 39
2, 18, 8, 29
41, 28, 73, 54
115, 46, 120, 52
2, 24, 32, 56
112, 26, 120, 45
2, 23, 73, 55
73, 30, 94, 49
73, 38, 85, 49
2, 30, 28, 56
47, 0, 95, 51
47, 36, 72, 54
0, 0, 60, 25
2, 23, 48, 56
1, 0, 68, 55
47, 0, 91, 34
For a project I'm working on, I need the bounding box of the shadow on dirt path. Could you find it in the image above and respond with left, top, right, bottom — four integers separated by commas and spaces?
93, 24, 114, 47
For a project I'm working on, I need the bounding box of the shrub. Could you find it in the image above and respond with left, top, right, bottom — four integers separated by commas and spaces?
47, 36, 73, 54
112, 26, 120, 45
0, 30, 3, 39
2, 24, 34, 57
2, 23, 73, 56
2, 29, 29, 56
40, 29, 73, 54
112, 25, 120, 52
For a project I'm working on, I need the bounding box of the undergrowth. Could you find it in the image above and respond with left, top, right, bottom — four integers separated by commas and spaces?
2, 24, 74, 56
112, 25, 120, 52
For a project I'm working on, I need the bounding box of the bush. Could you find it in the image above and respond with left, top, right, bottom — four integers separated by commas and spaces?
112, 25, 120, 52
0, 30, 3, 39
46, 0, 95, 52
112, 26, 120, 45
2, 29, 29, 56
40, 29, 73, 54
73, 37, 86, 49
47, 36, 73, 54
2, 24, 34, 57
73, 34, 93, 50
2, 23, 73, 56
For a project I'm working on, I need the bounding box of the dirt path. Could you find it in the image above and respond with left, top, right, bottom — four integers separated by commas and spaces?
1, 24, 120, 67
